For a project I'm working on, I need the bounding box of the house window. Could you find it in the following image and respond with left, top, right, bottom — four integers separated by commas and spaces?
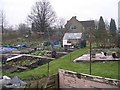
73, 26, 76, 29
71, 26, 76, 30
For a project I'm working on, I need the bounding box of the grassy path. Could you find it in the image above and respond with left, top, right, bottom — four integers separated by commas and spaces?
4, 47, 119, 80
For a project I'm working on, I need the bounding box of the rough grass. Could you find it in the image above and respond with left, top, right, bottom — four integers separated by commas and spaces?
4, 47, 119, 80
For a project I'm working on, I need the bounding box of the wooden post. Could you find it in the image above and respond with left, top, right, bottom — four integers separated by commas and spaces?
89, 28, 92, 75
90, 39, 92, 75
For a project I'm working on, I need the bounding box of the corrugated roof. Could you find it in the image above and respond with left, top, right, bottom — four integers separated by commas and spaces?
63, 33, 82, 40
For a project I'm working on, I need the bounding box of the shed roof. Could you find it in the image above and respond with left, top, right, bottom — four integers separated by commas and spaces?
63, 33, 82, 40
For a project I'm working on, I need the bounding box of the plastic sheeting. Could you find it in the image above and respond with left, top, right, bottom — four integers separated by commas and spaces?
0, 47, 17, 53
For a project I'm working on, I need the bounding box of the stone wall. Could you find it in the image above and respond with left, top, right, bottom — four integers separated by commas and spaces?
59, 69, 120, 89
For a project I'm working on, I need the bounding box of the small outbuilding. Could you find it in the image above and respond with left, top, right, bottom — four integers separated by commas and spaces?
63, 33, 82, 48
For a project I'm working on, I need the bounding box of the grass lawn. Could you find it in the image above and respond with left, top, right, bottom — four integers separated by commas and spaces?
3, 47, 119, 80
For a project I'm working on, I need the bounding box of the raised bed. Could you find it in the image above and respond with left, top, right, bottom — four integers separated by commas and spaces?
2, 54, 54, 73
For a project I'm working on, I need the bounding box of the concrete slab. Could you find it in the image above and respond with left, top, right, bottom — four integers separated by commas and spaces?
73, 54, 120, 62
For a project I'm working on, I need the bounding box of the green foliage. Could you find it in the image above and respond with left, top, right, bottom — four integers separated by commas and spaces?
116, 48, 120, 57
108, 18, 117, 47
31, 51, 46, 56
110, 19, 117, 34
96, 16, 108, 47
43, 41, 52, 46
98, 16, 106, 30
116, 33, 120, 48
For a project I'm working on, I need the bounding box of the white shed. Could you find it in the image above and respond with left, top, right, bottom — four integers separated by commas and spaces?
63, 33, 82, 47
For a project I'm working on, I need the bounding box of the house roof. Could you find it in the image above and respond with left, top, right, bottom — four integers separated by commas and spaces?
80, 20, 95, 28
63, 33, 82, 40
67, 16, 95, 27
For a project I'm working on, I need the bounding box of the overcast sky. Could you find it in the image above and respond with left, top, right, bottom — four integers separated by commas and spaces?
0, 0, 119, 27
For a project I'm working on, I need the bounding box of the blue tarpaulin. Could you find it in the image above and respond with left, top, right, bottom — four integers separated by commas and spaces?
53, 41, 59, 45
0, 47, 17, 53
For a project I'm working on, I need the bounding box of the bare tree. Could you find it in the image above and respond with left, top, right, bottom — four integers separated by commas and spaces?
18, 23, 31, 36
28, 0, 56, 34
56, 18, 65, 28
55, 18, 66, 36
